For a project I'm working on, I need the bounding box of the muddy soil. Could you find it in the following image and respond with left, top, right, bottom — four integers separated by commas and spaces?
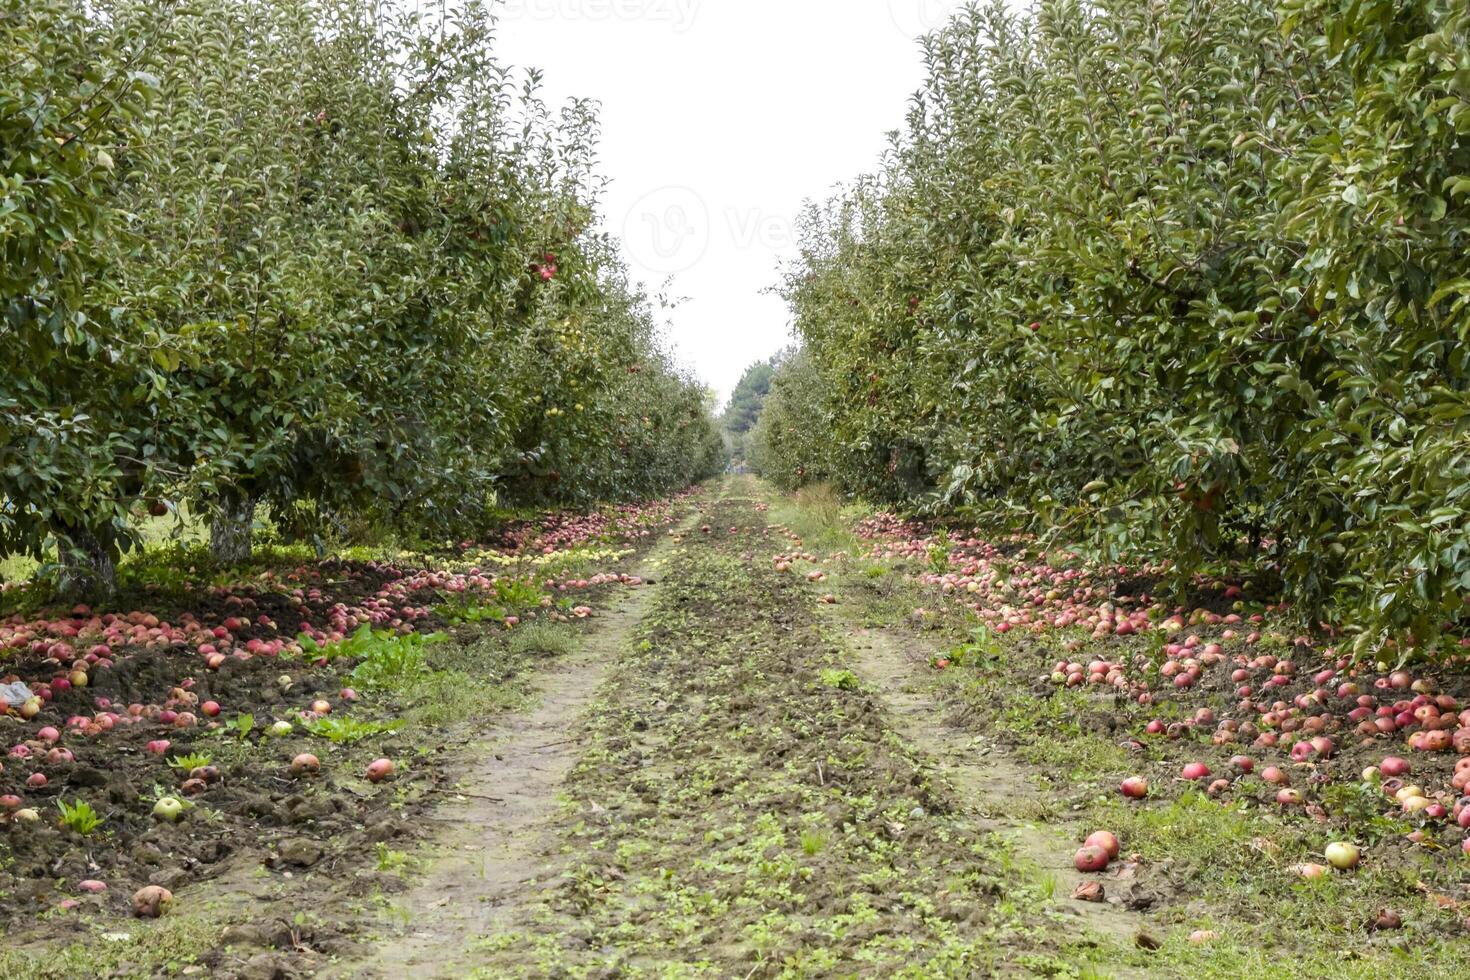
10, 481, 1207, 977
833, 617, 1154, 961
332, 517, 692, 979
329, 481, 1081, 977
0, 499, 696, 978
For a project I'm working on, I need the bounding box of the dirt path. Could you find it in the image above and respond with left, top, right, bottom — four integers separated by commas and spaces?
833, 618, 1154, 960
331, 480, 1152, 976
418, 481, 1088, 976
331, 519, 693, 979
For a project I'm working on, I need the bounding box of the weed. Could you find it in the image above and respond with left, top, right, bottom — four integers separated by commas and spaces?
928, 529, 952, 574
167, 752, 213, 772
303, 716, 405, 744
436, 577, 546, 625
507, 622, 575, 658
348, 628, 440, 691
56, 800, 104, 836
375, 843, 412, 872
1321, 780, 1414, 844
818, 668, 860, 691
943, 625, 1002, 669
434, 596, 506, 626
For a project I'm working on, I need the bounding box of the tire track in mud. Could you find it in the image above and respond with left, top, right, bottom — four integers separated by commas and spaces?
330, 516, 697, 980
463, 482, 1074, 977
825, 608, 1157, 976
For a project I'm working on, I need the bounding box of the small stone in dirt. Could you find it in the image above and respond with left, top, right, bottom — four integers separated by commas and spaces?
1135, 931, 1162, 951
237, 952, 292, 980
286, 796, 338, 822
365, 818, 405, 843
274, 839, 324, 868
149, 867, 191, 890
221, 924, 274, 949
236, 794, 278, 820
220, 922, 295, 952
1072, 881, 1105, 903
1124, 890, 1159, 911
908, 806, 926, 819
198, 839, 232, 864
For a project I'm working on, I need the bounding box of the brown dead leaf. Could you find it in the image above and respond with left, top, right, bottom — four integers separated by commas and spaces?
1072, 881, 1105, 903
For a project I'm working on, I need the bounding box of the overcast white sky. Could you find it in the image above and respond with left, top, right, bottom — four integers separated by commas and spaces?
494, 0, 971, 407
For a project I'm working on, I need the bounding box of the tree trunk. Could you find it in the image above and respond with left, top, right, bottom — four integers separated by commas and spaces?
211, 494, 256, 565
56, 528, 118, 601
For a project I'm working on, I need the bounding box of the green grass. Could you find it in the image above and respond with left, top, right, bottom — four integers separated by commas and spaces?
0, 553, 34, 585
0, 508, 209, 587
0, 909, 222, 977
880, 589, 1470, 978
765, 481, 869, 553
375, 843, 414, 873
507, 622, 576, 658
402, 636, 534, 729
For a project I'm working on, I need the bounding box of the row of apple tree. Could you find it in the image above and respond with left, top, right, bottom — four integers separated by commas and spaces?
753, 0, 1470, 658
1, 0, 723, 594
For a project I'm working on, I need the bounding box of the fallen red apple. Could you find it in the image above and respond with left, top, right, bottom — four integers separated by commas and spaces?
132, 885, 173, 918
1182, 762, 1210, 780
1085, 830, 1120, 859
1074, 844, 1110, 872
